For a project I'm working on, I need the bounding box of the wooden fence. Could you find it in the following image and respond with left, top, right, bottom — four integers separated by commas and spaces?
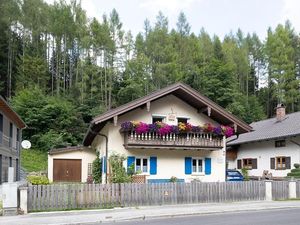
296, 181, 300, 198
272, 181, 289, 200
27, 181, 266, 212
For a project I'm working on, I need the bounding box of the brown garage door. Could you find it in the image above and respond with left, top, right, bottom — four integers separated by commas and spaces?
53, 159, 82, 182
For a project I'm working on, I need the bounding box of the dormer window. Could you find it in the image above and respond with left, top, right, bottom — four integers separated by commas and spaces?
152, 114, 166, 123
275, 140, 286, 148
177, 117, 189, 124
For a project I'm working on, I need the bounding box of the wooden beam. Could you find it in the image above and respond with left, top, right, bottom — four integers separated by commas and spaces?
207, 107, 211, 117
146, 101, 151, 112
234, 123, 238, 132
113, 116, 118, 126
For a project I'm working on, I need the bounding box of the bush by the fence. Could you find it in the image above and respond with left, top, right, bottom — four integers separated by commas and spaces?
287, 164, 300, 178
27, 175, 50, 185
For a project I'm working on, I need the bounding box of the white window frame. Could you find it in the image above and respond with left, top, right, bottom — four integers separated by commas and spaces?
152, 114, 166, 123
135, 157, 150, 174
177, 116, 190, 124
192, 158, 205, 175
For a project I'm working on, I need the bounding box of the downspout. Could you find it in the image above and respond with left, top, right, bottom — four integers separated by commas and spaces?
226, 134, 239, 144
89, 129, 109, 184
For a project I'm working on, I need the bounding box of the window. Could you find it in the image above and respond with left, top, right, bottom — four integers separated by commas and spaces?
237, 158, 257, 170
0, 114, 3, 144
177, 117, 189, 124
242, 158, 253, 169
9, 157, 12, 167
276, 157, 286, 169
16, 128, 20, 151
135, 158, 149, 173
271, 156, 291, 170
9, 123, 13, 148
152, 116, 165, 123
275, 140, 286, 148
192, 158, 204, 174
88, 163, 92, 176
16, 159, 19, 181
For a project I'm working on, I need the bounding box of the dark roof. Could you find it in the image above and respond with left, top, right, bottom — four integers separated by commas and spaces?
0, 96, 26, 129
49, 146, 88, 155
83, 82, 252, 146
228, 111, 300, 145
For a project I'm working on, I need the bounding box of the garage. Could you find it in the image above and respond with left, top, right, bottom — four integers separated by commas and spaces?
53, 159, 82, 182
48, 146, 96, 183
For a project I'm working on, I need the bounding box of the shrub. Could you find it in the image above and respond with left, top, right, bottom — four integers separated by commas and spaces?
27, 175, 50, 185
170, 176, 178, 182
294, 163, 300, 169
92, 152, 102, 183
241, 168, 249, 181
109, 153, 132, 183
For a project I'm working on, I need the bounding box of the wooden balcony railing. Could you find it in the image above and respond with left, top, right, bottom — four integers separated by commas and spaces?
123, 131, 223, 150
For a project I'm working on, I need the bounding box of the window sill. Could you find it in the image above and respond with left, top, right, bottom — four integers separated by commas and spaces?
191, 173, 205, 176
135, 173, 150, 176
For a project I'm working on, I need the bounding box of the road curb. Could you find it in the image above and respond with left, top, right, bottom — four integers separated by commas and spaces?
60, 205, 300, 225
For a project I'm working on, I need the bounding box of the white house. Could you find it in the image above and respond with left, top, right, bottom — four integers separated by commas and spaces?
83, 83, 251, 183
227, 104, 300, 178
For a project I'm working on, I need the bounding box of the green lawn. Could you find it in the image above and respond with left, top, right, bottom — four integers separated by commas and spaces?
21, 149, 48, 172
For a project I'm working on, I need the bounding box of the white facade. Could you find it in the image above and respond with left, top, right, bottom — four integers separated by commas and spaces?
91, 95, 227, 183
48, 149, 96, 182
228, 137, 300, 177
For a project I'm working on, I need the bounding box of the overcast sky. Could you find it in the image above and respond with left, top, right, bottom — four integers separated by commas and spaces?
46, 0, 300, 40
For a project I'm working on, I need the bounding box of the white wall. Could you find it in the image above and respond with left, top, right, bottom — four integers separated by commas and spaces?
48, 149, 96, 182
230, 137, 300, 177
92, 94, 226, 182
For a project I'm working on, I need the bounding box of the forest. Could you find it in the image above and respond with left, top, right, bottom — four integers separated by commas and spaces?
1, 0, 300, 151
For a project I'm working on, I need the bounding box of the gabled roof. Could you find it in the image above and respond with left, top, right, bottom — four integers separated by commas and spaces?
83, 82, 252, 146
48, 145, 88, 155
0, 96, 26, 129
228, 111, 300, 146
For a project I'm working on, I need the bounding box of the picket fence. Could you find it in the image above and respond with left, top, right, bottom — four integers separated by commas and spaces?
272, 181, 289, 200
27, 181, 266, 212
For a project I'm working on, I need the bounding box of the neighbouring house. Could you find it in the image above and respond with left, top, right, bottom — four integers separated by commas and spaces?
227, 104, 300, 179
0, 96, 26, 184
48, 146, 96, 183
83, 82, 251, 183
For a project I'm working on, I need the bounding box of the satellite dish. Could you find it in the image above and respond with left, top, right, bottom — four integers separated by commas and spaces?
21, 140, 31, 149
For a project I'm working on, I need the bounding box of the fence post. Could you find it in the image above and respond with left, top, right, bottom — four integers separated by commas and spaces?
265, 181, 272, 201
289, 180, 297, 199
19, 186, 28, 214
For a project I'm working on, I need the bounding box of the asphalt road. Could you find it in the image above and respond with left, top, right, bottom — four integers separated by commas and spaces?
102, 208, 300, 225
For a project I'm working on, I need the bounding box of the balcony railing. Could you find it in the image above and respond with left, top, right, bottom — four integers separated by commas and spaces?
123, 131, 223, 150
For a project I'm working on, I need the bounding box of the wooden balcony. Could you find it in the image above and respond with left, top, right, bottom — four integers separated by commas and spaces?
123, 132, 223, 150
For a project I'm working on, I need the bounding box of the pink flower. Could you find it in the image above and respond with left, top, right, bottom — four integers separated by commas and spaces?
158, 124, 172, 136
224, 126, 234, 138
135, 122, 149, 134
203, 123, 214, 132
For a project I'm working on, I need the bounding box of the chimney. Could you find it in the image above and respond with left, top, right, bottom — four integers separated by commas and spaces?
276, 103, 286, 122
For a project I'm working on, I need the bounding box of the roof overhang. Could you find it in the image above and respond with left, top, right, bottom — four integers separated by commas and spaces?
83, 82, 252, 146
48, 146, 90, 155
227, 133, 300, 146
0, 96, 26, 129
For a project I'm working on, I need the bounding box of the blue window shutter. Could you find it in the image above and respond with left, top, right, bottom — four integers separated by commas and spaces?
150, 157, 157, 175
127, 156, 135, 171
185, 157, 192, 174
102, 156, 107, 173
205, 158, 211, 175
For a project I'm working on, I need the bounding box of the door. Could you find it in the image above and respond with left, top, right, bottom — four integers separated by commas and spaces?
53, 159, 82, 182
